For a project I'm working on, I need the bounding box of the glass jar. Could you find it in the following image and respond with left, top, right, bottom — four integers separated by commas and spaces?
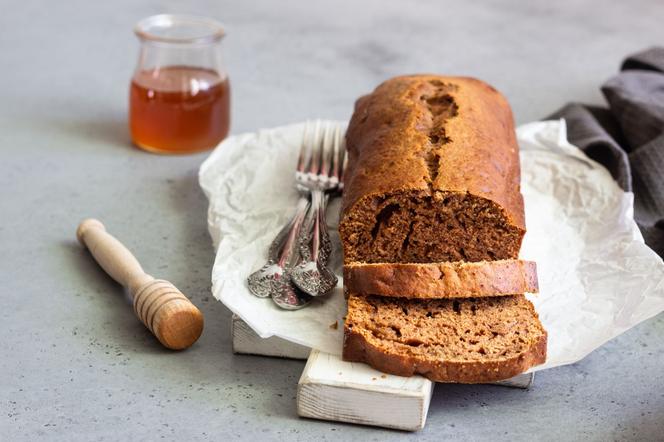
129, 15, 230, 154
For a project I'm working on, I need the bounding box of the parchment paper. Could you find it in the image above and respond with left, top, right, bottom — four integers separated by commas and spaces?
199, 120, 664, 371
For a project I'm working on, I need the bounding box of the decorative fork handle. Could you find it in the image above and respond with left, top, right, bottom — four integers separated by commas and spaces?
299, 190, 327, 262
276, 197, 310, 268
246, 196, 311, 303
318, 194, 332, 264
266, 196, 309, 264
310, 190, 323, 262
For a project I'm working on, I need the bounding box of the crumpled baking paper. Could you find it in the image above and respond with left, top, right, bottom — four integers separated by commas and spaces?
199, 120, 664, 371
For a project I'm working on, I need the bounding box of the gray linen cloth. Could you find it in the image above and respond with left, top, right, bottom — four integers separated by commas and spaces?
548, 47, 664, 257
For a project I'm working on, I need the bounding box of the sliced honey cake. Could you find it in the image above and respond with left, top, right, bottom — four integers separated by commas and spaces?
339, 75, 525, 264
343, 294, 547, 383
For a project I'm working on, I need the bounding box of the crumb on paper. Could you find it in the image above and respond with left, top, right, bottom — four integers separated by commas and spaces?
372, 377, 377, 381
329, 321, 338, 330
381, 374, 387, 378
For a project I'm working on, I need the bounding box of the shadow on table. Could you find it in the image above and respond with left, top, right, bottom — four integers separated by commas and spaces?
60, 150, 312, 422
36, 108, 134, 152
427, 364, 664, 439
69, 117, 133, 149
62, 238, 164, 353
159, 171, 319, 420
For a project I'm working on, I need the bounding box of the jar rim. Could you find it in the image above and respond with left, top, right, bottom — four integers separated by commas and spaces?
134, 14, 225, 44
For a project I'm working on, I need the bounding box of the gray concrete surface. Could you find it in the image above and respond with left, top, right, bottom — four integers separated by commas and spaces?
2, 0, 664, 440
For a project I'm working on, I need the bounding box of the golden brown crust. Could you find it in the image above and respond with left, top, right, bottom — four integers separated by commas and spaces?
340, 75, 525, 230
343, 259, 538, 299
343, 325, 547, 383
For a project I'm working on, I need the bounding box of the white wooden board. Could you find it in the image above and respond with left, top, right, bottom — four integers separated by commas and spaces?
298, 349, 433, 431
231, 315, 535, 430
231, 314, 310, 359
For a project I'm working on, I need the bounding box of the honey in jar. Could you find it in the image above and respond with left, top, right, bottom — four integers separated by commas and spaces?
130, 15, 230, 154
130, 66, 230, 154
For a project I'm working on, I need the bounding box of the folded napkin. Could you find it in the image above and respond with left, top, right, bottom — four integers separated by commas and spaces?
549, 47, 664, 256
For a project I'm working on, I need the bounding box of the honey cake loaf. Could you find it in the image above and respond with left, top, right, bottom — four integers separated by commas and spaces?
339, 75, 525, 264
342, 294, 547, 383
344, 259, 538, 299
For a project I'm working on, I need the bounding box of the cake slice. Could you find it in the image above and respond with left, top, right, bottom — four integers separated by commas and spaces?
344, 259, 538, 299
342, 294, 547, 383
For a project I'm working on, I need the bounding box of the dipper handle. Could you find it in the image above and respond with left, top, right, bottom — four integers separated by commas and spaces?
77, 218, 204, 350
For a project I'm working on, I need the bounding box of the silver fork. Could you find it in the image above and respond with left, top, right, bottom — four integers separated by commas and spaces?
290, 122, 344, 296
246, 127, 316, 308
246, 120, 344, 309
246, 194, 312, 310
245, 121, 324, 309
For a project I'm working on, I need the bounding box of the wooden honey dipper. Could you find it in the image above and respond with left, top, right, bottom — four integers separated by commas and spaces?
76, 218, 204, 350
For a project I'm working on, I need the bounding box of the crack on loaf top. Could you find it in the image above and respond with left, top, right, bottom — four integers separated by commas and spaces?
417, 81, 460, 191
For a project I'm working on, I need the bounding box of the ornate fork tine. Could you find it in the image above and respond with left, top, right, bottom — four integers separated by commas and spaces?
296, 122, 309, 173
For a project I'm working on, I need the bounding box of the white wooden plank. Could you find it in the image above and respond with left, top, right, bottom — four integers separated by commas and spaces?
232, 315, 535, 387
231, 314, 310, 359
231, 315, 536, 390
233, 316, 536, 430
297, 349, 433, 431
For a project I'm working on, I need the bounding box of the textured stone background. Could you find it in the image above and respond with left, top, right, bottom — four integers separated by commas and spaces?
2, 0, 664, 440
